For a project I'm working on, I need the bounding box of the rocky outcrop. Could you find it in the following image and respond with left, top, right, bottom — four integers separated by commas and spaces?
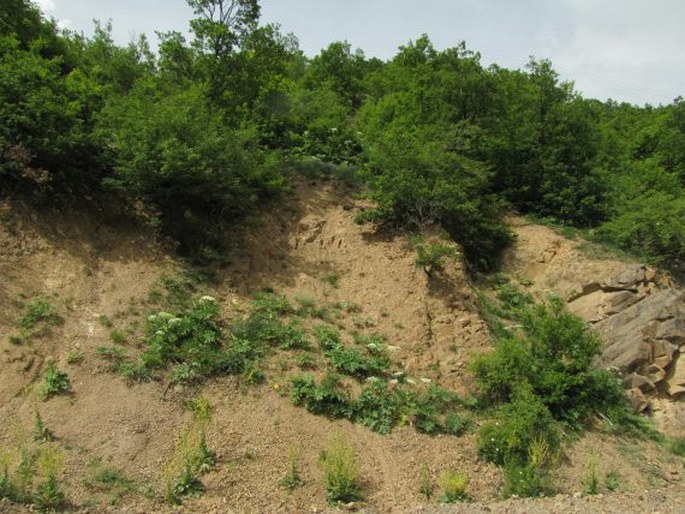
567, 266, 685, 416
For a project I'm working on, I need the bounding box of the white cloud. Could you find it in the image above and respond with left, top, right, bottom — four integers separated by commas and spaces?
553, 0, 685, 104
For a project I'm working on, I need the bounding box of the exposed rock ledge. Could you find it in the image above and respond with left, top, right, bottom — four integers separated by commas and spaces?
566, 265, 685, 435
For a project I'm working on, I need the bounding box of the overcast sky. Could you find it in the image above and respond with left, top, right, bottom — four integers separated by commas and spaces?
34, 0, 684, 106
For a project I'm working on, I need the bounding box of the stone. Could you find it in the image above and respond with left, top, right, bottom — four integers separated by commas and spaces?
604, 290, 643, 315
626, 388, 649, 413
666, 357, 685, 398
644, 364, 668, 384
567, 290, 605, 323
602, 266, 646, 292
595, 290, 685, 372
652, 339, 677, 369
623, 373, 656, 392
567, 281, 602, 302
655, 318, 685, 345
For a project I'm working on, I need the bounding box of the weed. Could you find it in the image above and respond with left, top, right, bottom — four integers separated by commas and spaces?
33, 445, 64, 512
109, 329, 126, 345
251, 291, 294, 316
582, 457, 599, 495
295, 353, 316, 370
438, 469, 468, 503
98, 315, 113, 328
320, 433, 361, 504
147, 289, 163, 304
342, 302, 362, 314
281, 447, 303, 491
321, 272, 339, 288
86, 462, 134, 506
163, 398, 214, 505
8, 334, 23, 345
604, 469, 620, 492
39, 359, 70, 400
291, 374, 352, 418
419, 464, 433, 499
66, 349, 84, 365
33, 410, 53, 443
19, 299, 62, 331
353, 379, 406, 434
502, 436, 555, 497
668, 437, 685, 457
495, 283, 533, 315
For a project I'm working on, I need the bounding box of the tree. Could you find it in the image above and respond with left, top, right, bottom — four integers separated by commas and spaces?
187, 0, 260, 59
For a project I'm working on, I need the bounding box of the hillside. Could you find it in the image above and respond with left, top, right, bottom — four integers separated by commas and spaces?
1, 180, 683, 513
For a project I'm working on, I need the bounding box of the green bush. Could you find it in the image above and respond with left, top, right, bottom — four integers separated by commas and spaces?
478, 390, 560, 466
100, 84, 286, 256
599, 191, 685, 269
472, 297, 630, 429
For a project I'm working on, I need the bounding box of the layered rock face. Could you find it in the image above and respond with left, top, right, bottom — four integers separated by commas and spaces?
567, 266, 685, 432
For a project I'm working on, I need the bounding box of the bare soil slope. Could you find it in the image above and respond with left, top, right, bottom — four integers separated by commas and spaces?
0, 186, 683, 513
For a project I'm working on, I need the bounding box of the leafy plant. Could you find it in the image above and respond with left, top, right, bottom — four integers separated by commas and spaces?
604, 469, 620, 492
39, 359, 70, 400
291, 374, 352, 418
19, 298, 62, 331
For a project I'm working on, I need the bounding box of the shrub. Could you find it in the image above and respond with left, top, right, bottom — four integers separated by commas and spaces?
599, 190, 685, 269
472, 297, 632, 429
101, 85, 286, 256
320, 433, 362, 504
412, 238, 457, 276
478, 390, 559, 467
